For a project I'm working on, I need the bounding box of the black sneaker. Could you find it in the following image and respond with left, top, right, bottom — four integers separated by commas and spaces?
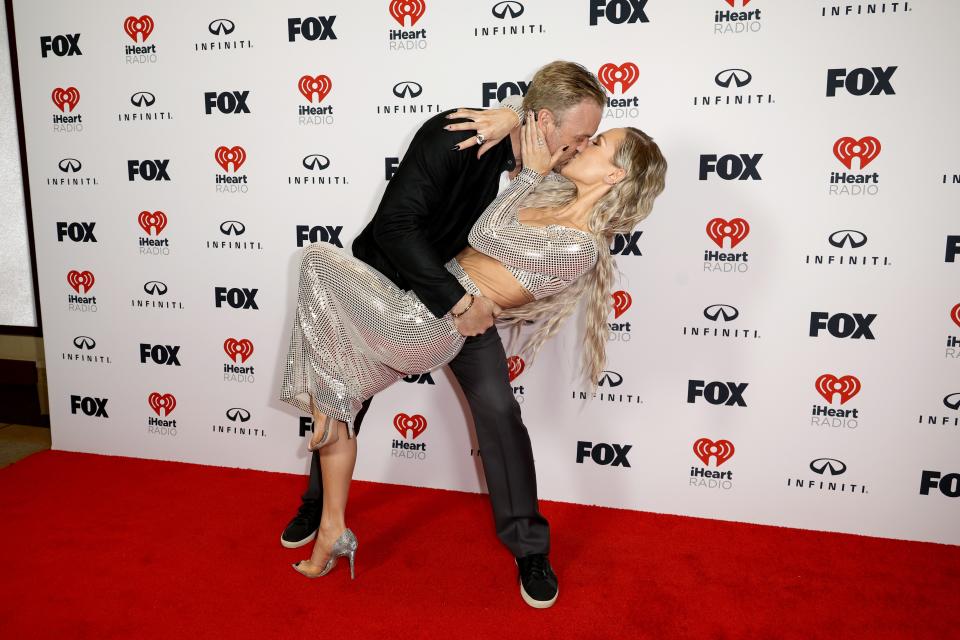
516, 554, 559, 608
280, 501, 320, 549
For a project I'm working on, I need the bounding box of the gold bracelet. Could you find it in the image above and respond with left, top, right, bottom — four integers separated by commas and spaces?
450, 294, 475, 318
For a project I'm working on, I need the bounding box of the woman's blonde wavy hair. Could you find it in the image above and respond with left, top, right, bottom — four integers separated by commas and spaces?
499, 127, 667, 386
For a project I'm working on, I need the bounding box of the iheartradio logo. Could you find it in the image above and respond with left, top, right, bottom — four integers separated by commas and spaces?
611, 290, 632, 319
215, 146, 246, 172
298, 75, 332, 103
124, 15, 155, 43
138, 211, 167, 235
393, 412, 427, 439
507, 355, 525, 382
148, 392, 176, 417
815, 374, 861, 405
223, 338, 254, 363
389, 0, 426, 26
833, 136, 881, 170
693, 438, 735, 466
706, 217, 750, 249
951, 303, 960, 329
51, 87, 80, 112
598, 63, 639, 95
67, 270, 95, 294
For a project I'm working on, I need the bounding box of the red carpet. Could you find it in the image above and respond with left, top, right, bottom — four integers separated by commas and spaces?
1, 450, 957, 639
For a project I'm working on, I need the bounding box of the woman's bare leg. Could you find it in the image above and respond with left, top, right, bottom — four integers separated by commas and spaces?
303, 412, 356, 570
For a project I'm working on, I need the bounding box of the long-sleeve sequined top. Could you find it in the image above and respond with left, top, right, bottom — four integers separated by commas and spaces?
465, 167, 599, 301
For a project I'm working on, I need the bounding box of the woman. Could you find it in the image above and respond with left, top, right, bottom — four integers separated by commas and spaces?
280, 116, 666, 578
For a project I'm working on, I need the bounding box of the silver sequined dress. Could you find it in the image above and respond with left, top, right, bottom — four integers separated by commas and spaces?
279, 167, 598, 433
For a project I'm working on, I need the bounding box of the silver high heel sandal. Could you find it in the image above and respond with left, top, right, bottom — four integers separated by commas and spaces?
292, 529, 359, 579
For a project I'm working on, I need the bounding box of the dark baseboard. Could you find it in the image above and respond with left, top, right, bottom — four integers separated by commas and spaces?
0, 359, 45, 426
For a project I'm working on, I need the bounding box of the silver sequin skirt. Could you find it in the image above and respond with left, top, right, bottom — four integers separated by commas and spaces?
279, 243, 479, 431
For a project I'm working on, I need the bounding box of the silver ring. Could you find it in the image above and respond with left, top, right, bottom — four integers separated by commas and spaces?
475, 133, 486, 145
537, 138, 545, 147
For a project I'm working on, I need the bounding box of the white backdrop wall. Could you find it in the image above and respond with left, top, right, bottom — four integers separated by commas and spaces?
12, 0, 960, 545
1, 4, 35, 327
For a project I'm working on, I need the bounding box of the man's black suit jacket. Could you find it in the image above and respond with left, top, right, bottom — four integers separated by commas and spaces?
352, 109, 516, 319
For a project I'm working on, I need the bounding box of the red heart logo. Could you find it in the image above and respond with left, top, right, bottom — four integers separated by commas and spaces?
51, 87, 80, 112
223, 338, 254, 363
951, 303, 960, 329
214, 146, 246, 172
611, 290, 632, 319
597, 62, 639, 95
389, 0, 426, 26
833, 136, 882, 170
693, 438, 735, 467
393, 413, 427, 439
705, 217, 750, 249
507, 356, 525, 382
815, 374, 861, 405
148, 392, 176, 417
137, 211, 167, 235
124, 15, 155, 42
67, 270, 95, 294
298, 75, 332, 103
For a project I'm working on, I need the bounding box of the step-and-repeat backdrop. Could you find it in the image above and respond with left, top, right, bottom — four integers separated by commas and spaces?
12, 0, 959, 544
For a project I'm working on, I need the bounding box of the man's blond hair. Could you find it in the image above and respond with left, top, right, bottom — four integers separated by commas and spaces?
522, 61, 606, 124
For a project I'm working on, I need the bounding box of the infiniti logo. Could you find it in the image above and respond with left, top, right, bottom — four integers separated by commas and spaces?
130, 91, 156, 107
597, 370, 624, 387
715, 68, 752, 89
58, 158, 81, 173
143, 281, 168, 296
73, 336, 96, 349
219, 220, 246, 236
208, 18, 236, 35
828, 229, 868, 249
392, 81, 423, 99
810, 458, 847, 476
302, 154, 330, 171
226, 407, 251, 422
492, 0, 524, 19
703, 304, 739, 322
944, 393, 960, 411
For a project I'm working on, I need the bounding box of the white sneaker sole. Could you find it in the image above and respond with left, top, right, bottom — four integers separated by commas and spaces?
280, 529, 317, 549
520, 583, 558, 609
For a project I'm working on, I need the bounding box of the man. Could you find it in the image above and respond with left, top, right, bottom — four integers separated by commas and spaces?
280, 61, 605, 608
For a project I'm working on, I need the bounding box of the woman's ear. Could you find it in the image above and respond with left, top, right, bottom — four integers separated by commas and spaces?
605, 168, 626, 185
